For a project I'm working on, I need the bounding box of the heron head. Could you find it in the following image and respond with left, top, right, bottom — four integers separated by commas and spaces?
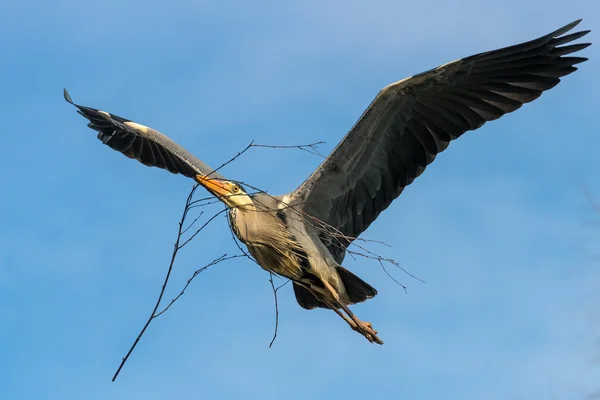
195, 175, 253, 209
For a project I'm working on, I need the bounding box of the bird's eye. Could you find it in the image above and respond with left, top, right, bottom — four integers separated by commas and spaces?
232, 185, 240, 193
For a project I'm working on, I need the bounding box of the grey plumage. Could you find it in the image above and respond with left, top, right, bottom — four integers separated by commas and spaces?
66, 20, 590, 344
290, 20, 591, 263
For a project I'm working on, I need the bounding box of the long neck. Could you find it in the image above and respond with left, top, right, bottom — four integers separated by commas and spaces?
228, 197, 281, 245
229, 206, 252, 243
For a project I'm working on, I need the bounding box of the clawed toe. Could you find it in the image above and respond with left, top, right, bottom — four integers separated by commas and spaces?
319, 281, 383, 345
351, 321, 383, 344
362, 321, 377, 335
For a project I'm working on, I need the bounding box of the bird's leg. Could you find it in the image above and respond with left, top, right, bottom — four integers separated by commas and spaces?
323, 298, 383, 345
322, 299, 359, 330
337, 302, 383, 345
321, 281, 383, 345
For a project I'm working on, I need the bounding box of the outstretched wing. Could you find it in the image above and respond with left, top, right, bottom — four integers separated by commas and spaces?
291, 20, 590, 262
65, 89, 223, 180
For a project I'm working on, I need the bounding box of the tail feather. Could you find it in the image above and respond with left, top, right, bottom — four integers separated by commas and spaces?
293, 283, 328, 310
336, 266, 377, 304
292, 267, 377, 310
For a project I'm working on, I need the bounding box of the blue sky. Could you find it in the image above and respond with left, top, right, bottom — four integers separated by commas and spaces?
1, 1, 599, 399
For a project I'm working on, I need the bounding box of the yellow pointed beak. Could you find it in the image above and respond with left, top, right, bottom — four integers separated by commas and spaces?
195, 174, 230, 197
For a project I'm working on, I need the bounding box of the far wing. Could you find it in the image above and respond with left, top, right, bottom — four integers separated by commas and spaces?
290, 20, 590, 262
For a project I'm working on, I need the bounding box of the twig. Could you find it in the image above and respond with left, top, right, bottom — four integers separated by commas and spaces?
179, 209, 227, 249
251, 141, 326, 158
209, 141, 256, 176
112, 138, 375, 379
188, 196, 223, 209
347, 247, 424, 284
267, 276, 291, 347
112, 185, 223, 382
209, 140, 326, 176
155, 254, 245, 318
181, 211, 204, 236
377, 259, 408, 293
268, 273, 280, 348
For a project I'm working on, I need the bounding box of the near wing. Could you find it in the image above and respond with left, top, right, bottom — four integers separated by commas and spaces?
65, 89, 223, 180
291, 20, 590, 262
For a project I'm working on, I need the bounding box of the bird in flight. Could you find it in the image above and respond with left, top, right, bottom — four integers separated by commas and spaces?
66, 20, 590, 345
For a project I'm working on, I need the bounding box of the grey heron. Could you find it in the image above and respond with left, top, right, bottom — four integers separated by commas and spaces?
65, 20, 590, 345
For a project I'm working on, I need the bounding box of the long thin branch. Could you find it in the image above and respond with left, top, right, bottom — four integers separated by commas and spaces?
179, 209, 227, 249
348, 245, 425, 283
209, 141, 255, 176
155, 254, 245, 318
268, 273, 280, 348
112, 186, 223, 382
251, 141, 326, 158
112, 139, 365, 380
181, 211, 204, 236
209, 140, 326, 176
377, 259, 408, 293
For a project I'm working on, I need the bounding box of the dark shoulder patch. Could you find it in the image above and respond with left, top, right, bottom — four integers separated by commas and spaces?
289, 234, 310, 270
276, 209, 288, 225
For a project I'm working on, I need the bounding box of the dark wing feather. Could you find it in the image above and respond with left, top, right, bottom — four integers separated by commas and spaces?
64, 89, 223, 180
290, 20, 590, 262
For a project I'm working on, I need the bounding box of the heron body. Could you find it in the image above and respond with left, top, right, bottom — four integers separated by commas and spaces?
219, 189, 376, 312
66, 20, 590, 344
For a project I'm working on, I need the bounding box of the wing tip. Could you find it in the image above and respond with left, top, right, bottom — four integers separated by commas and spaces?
63, 88, 74, 104
553, 19, 584, 38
